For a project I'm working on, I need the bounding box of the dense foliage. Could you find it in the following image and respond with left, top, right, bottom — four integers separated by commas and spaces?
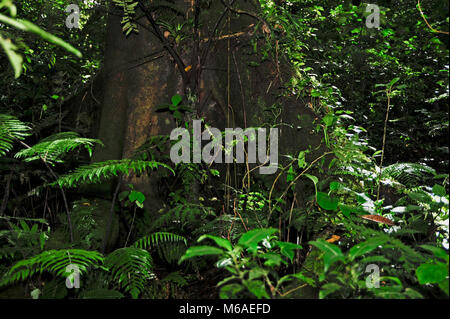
0, 0, 448, 299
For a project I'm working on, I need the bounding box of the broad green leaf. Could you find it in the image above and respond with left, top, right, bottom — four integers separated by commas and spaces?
438, 279, 449, 296
309, 239, 344, 272
220, 284, 243, 299
198, 235, 232, 252
317, 192, 338, 211
322, 114, 335, 127
329, 181, 343, 191
388, 77, 400, 88
416, 263, 448, 284
304, 173, 318, 185
245, 280, 269, 299
348, 236, 388, 261
171, 94, 182, 106
276, 241, 303, 261
238, 228, 278, 253
129, 191, 145, 204
420, 245, 449, 262
408, 191, 432, 203
178, 246, 224, 264
249, 268, 268, 281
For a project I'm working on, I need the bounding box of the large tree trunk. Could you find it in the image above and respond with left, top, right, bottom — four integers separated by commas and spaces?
89, 0, 324, 226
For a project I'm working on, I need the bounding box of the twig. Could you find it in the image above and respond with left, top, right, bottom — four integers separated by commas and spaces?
417, 0, 449, 35
138, 1, 189, 85
376, 88, 392, 201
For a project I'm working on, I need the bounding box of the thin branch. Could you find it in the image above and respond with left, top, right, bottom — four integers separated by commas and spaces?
138, 1, 188, 85
417, 0, 449, 35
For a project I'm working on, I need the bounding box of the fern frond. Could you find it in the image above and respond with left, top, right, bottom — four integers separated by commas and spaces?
105, 247, 154, 299
52, 159, 175, 188
133, 232, 187, 250
15, 132, 103, 164
134, 232, 187, 265
0, 114, 31, 156
112, 0, 139, 36
382, 163, 436, 187
0, 249, 104, 287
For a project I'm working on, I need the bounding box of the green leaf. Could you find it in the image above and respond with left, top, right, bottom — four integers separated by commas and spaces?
245, 280, 269, 299
198, 235, 232, 252
319, 283, 341, 299
0, 35, 23, 78
0, 14, 82, 58
322, 114, 335, 127
309, 239, 344, 272
420, 245, 449, 262
238, 228, 278, 253
261, 252, 286, 267
297, 151, 307, 169
276, 241, 302, 261
248, 268, 267, 281
348, 236, 388, 261
171, 94, 182, 106
432, 184, 446, 197
317, 192, 338, 211
219, 284, 243, 299
287, 166, 295, 183
438, 279, 449, 296
128, 191, 145, 204
304, 173, 318, 185
329, 181, 343, 191
408, 191, 432, 203
416, 263, 448, 284
179, 246, 224, 264
388, 77, 400, 88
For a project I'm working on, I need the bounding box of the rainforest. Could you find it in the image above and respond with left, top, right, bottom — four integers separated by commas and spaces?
0, 0, 448, 300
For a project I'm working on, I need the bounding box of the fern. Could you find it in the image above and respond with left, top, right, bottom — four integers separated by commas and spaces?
0, 249, 104, 287
112, 0, 139, 36
133, 232, 187, 250
105, 247, 154, 299
134, 232, 187, 265
15, 132, 103, 164
0, 114, 31, 156
382, 163, 436, 187
52, 159, 175, 188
